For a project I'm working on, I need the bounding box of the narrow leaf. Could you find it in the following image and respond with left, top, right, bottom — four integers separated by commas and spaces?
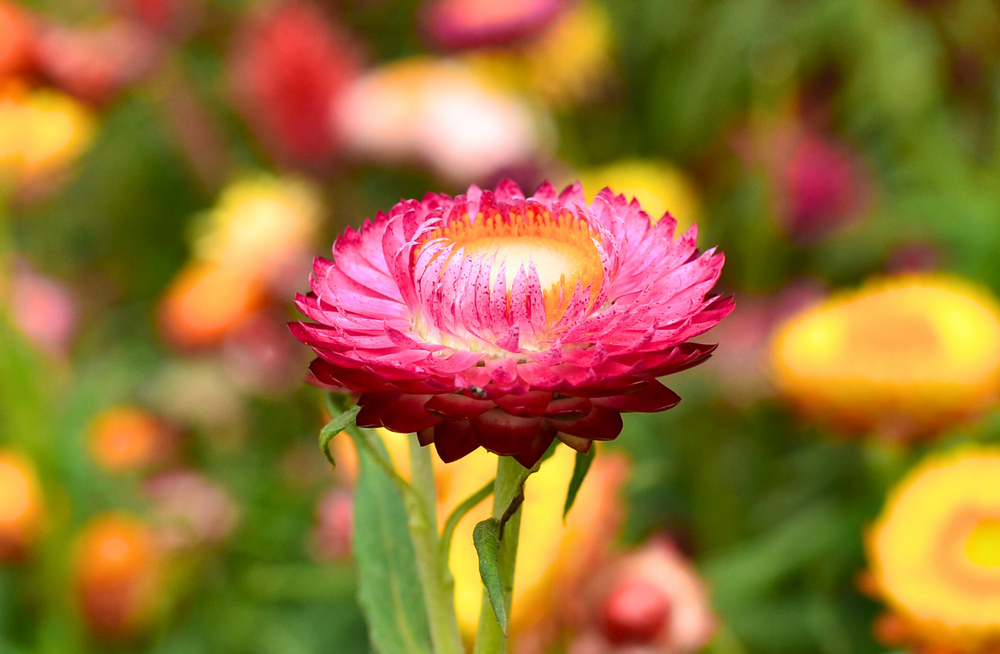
318, 403, 360, 468
473, 518, 508, 636
563, 447, 596, 521
352, 433, 434, 654
440, 478, 494, 562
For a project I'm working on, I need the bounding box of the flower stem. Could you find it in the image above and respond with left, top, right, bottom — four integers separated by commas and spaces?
472, 456, 526, 654
405, 434, 465, 654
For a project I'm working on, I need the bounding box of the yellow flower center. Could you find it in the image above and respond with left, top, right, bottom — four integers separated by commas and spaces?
422, 206, 603, 325
965, 517, 1000, 567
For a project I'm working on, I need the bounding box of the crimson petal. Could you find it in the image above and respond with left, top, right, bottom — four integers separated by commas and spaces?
471, 409, 543, 456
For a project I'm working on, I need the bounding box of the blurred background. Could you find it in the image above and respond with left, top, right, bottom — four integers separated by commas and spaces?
3, 0, 1000, 652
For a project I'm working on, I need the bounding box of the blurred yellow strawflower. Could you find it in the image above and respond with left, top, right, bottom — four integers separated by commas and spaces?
191, 174, 322, 276
867, 447, 1000, 652
464, 1, 612, 107
0, 83, 94, 185
770, 275, 1000, 438
575, 160, 702, 234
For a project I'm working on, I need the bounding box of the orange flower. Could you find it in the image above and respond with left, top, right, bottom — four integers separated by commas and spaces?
88, 406, 176, 473
73, 514, 161, 639
769, 275, 1000, 438
158, 262, 264, 350
0, 2, 31, 81
867, 447, 1000, 652
0, 450, 43, 560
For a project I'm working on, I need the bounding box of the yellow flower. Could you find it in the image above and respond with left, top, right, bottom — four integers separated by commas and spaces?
574, 160, 702, 234
464, 1, 612, 107
769, 274, 1000, 438
867, 447, 1000, 652
0, 83, 95, 184
191, 175, 322, 275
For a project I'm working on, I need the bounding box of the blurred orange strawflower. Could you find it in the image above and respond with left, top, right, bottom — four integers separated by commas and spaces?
159, 262, 264, 350
0, 450, 43, 561
769, 274, 1000, 439
73, 514, 161, 639
867, 447, 1000, 653
88, 406, 175, 473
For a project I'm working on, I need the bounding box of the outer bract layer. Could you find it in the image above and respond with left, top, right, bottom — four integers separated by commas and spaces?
292, 180, 731, 466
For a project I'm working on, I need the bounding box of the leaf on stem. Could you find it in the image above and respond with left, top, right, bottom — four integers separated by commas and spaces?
318, 403, 360, 468
563, 447, 596, 522
473, 518, 508, 637
352, 431, 434, 654
440, 478, 494, 562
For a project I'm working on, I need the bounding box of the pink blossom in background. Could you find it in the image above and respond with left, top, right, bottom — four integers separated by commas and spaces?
565, 538, 718, 654
230, 1, 359, 165
421, 0, 568, 50
10, 260, 78, 358
142, 469, 240, 551
312, 488, 353, 562
291, 180, 732, 466
332, 58, 549, 183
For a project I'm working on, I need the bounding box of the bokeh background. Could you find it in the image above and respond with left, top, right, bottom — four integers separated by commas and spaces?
2, 0, 1000, 652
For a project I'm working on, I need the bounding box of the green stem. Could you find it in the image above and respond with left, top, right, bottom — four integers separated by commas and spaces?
472, 457, 526, 654
405, 435, 465, 654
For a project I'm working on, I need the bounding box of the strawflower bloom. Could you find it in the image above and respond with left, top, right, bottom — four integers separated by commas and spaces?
0, 83, 95, 186
769, 274, 1000, 439
230, 1, 358, 165
0, 450, 43, 561
333, 58, 547, 184
292, 180, 732, 467
0, 1, 32, 81
462, 0, 612, 107
73, 514, 161, 639
88, 406, 177, 473
866, 447, 1000, 652
421, 0, 568, 50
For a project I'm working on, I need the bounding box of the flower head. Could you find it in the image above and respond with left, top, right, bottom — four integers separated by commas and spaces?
421, 0, 569, 50
333, 58, 548, 184
867, 447, 1000, 652
230, 1, 359, 165
769, 274, 1000, 439
0, 450, 43, 561
292, 180, 731, 466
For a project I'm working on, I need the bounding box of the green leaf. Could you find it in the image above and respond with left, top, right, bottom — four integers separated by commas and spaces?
440, 479, 494, 562
472, 518, 508, 637
318, 403, 361, 469
563, 447, 596, 522
351, 432, 434, 654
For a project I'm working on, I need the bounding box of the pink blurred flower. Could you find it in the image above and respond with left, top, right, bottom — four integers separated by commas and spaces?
565, 538, 718, 654
333, 58, 550, 183
230, 1, 359, 165
291, 180, 731, 466
311, 488, 353, 561
222, 310, 310, 394
31, 20, 157, 105
142, 469, 240, 551
10, 259, 78, 357
0, 1, 32, 81
779, 132, 868, 240
421, 0, 568, 50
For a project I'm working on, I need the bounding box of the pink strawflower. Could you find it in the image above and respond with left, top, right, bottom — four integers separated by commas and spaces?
230, 1, 359, 165
291, 180, 732, 467
421, 0, 568, 50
